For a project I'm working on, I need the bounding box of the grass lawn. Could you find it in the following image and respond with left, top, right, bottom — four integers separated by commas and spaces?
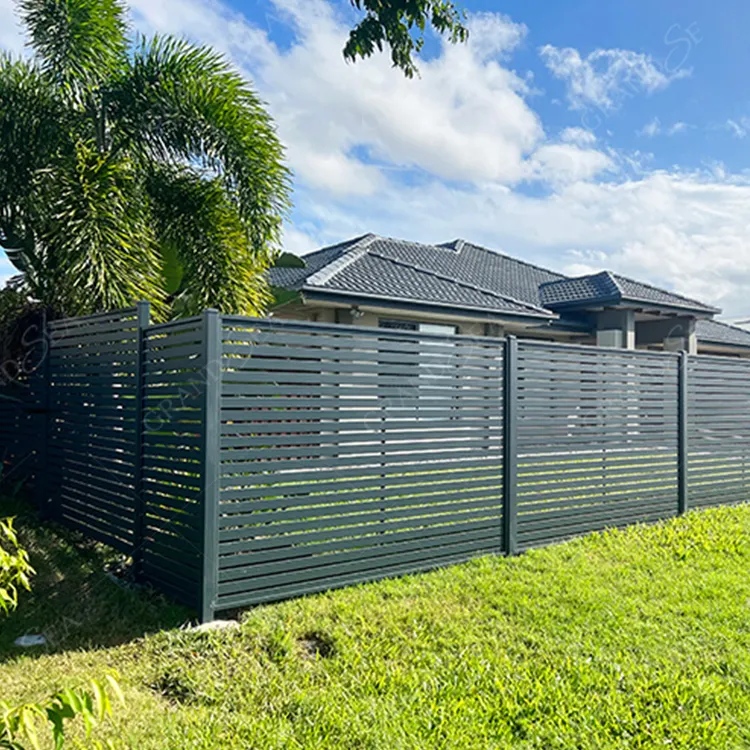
2, 498, 750, 749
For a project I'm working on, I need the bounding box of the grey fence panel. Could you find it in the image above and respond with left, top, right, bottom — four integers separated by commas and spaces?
7, 303, 750, 621
45, 308, 143, 550
516, 341, 680, 549
0, 379, 43, 490
687, 354, 750, 508
216, 317, 505, 610
0, 313, 46, 493
140, 316, 207, 610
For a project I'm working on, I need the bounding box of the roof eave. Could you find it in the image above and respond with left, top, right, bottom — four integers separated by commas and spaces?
543, 294, 623, 311
545, 296, 718, 317
698, 337, 750, 349
300, 288, 558, 324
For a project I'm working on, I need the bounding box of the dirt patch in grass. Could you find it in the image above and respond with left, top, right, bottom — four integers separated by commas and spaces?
298, 630, 336, 659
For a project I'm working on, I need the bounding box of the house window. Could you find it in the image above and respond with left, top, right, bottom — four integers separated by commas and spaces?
379, 319, 457, 335
418, 323, 457, 336
379, 318, 419, 331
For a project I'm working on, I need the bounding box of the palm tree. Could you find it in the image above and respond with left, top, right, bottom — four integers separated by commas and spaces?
0, 0, 291, 320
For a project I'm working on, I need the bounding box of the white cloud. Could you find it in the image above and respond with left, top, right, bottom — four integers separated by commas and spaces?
540, 45, 689, 112
638, 117, 661, 137
637, 118, 689, 137
725, 118, 750, 139
559, 126, 597, 146
291, 169, 750, 317
131, 1, 552, 190
282, 226, 322, 257
0, 252, 13, 289
528, 143, 613, 185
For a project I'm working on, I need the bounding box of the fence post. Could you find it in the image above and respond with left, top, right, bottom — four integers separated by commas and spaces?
503, 336, 519, 555
199, 309, 221, 623
677, 350, 688, 515
132, 301, 151, 573
34, 310, 51, 518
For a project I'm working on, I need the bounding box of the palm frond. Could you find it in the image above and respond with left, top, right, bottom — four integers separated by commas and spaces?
108, 35, 291, 253
19, 0, 128, 96
38, 141, 167, 317
0, 56, 69, 269
146, 164, 272, 317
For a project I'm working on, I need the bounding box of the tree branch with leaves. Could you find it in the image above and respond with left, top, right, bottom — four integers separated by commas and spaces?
344, 0, 468, 78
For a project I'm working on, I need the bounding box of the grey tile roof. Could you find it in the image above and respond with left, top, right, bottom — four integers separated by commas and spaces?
271, 233, 725, 330
321, 252, 548, 316
539, 271, 719, 314
269, 235, 367, 290
696, 319, 750, 348
270, 234, 562, 319
539, 271, 620, 307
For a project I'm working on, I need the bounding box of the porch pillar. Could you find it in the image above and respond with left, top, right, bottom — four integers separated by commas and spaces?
596, 310, 635, 349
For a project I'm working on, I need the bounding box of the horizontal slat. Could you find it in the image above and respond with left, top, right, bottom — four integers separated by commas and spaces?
220, 456, 503, 490
220, 494, 501, 537
217, 535, 498, 597
221, 417, 503, 438
222, 446, 503, 476
222, 370, 501, 389
221, 383, 503, 400
224, 328, 501, 356
219, 525, 501, 583
215, 549, 484, 609
219, 514, 503, 559
223, 343, 501, 368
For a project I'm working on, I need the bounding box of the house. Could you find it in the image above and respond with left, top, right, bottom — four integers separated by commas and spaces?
270, 233, 750, 357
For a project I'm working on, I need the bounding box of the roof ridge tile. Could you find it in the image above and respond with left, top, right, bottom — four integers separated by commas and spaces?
366, 248, 555, 316
305, 234, 378, 287
610, 271, 720, 312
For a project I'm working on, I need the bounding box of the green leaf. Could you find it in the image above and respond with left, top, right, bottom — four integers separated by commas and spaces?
45, 708, 65, 750
273, 252, 306, 269
91, 679, 110, 721
104, 675, 125, 707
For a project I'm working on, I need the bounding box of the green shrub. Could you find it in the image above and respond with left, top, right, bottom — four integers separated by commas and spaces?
0, 517, 34, 615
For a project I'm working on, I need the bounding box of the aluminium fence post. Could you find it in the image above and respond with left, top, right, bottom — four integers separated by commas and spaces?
34, 309, 51, 518
503, 335, 519, 555
677, 350, 688, 516
132, 301, 151, 574
199, 309, 222, 623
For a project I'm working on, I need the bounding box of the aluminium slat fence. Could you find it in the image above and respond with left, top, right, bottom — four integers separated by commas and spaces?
0, 304, 748, 621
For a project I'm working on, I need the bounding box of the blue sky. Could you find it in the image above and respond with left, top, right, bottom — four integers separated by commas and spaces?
2, 0, 750, 317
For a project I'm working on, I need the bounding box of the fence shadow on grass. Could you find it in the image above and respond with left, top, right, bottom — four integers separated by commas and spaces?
0, 496, 191, 664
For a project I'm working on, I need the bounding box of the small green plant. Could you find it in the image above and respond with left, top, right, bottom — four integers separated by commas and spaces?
0, 675, 124, 750
0, 515, 124, 749
0, 517, 34, 614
